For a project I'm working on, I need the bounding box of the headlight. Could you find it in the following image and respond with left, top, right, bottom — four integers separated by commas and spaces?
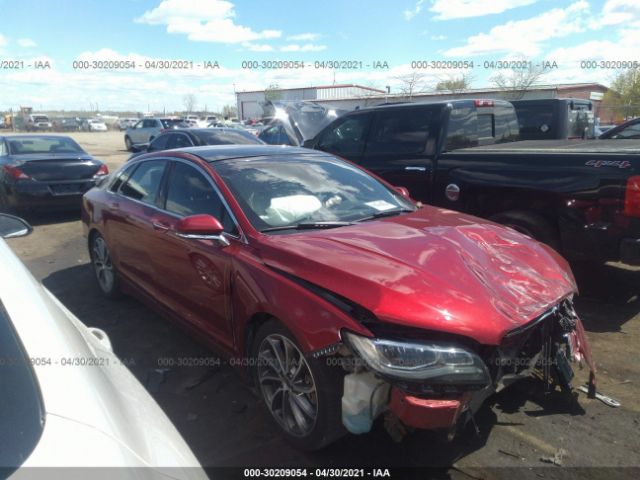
343, 331, 490, 386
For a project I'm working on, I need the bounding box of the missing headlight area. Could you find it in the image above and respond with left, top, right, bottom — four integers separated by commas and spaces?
337, 298, 597, 441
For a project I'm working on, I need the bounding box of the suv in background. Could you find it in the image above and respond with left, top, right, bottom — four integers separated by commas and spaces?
124, 118, 184, 150
511, 98, 595, 140
25, 114, 52, 132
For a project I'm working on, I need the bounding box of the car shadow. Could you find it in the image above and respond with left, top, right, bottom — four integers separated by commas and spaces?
18, 209, 81, 227
571, 261, 640, 333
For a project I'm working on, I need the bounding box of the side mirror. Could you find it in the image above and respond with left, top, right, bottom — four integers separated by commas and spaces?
176, 214, 230, 246
0, 213, 33, 239
394, 186, 411, 198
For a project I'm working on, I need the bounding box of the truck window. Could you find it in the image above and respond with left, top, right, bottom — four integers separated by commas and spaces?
516, 105, 555, 139
366, 108, 433, 154
318, 114, 372, 157
478, 113, 494, 140
495, 106, 520, 143
445, 107, 477, 151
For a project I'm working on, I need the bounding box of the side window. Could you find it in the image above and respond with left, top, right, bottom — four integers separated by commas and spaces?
165, 162, 238, 235
109, 163, 137, 192
445, 107, 477, 151
614, 123, 640, 139
133, 121, 143, 129
318, 114, 371, 156
143, 119, 155, 128
260, 125, 291, 145
148, 134, 170, 152
366, 108, 431, 155
119, 160, 166, 205
0, 141, 6, 156
167, 134, 193, 149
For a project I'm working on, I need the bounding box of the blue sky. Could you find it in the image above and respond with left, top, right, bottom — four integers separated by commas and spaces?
0, 0, 638, 111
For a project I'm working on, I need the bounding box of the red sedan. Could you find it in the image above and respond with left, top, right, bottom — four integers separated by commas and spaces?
82, 145, 595, 450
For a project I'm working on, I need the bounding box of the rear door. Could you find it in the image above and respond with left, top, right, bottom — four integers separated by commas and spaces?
108, 159, 169, 295
359, 107, 436, 202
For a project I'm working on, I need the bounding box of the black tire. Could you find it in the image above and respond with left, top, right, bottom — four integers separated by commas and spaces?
0, 191, 13, 214
124, 136, 133, 151
251, 320, 345, 451
490, 210, 561, 252
89, 232, 122, 299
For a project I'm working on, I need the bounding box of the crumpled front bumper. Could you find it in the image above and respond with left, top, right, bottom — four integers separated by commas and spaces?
385, 314, 596, 432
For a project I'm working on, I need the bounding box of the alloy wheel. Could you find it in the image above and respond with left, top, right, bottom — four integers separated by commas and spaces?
257, 334, 319, 437
92, 236, 115, 293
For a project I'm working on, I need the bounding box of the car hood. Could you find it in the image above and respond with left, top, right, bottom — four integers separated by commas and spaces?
258, 207, 576, 345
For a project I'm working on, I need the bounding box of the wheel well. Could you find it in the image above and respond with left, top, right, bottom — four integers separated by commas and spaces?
243, 312, 274, 358
87, 228, 100, 251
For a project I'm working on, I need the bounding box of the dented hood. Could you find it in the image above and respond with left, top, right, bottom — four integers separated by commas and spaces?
258, 206, 576, 345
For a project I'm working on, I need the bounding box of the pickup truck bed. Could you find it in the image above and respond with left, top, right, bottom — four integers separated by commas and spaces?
433, 140, 640, 264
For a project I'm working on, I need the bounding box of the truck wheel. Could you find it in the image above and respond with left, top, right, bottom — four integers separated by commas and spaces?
490, 211, 561, 252
251, 320, 345, 451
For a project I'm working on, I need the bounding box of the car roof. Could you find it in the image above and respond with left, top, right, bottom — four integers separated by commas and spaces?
159, 144, 324, 162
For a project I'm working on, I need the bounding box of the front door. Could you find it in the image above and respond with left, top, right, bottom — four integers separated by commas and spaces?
152, 160, 241, 352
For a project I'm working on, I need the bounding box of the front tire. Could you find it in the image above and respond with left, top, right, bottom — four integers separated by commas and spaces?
252, 320, 345, 451
124, 136, 133, 151
90, 233, 121, 299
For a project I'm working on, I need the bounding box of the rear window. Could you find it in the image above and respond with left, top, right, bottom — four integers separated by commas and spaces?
196, 129, 263, 145
515, 105, 555, 139
0, 301, 44, 473
161, 119, 183, 129
7, 137, 85, 155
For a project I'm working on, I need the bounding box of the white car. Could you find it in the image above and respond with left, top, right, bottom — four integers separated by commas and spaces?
87, 119, 108, 132
0, 213, 207, 479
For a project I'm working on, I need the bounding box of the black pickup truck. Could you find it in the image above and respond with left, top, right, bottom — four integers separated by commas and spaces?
304, 100, 640, 264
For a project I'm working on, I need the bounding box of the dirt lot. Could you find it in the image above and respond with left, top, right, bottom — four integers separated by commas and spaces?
5, 131, 640, 477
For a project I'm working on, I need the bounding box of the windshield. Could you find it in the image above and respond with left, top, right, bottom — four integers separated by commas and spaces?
8, 136, 85, 155
214, 155, 414, 232
33, 116, 49, 122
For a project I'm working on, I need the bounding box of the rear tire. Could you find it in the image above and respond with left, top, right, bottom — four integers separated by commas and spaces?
490, 210, 561, 252
251, 320, 345, 451
90, 232, 122, 299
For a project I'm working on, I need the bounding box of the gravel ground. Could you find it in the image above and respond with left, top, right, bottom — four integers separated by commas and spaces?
5, 131, 640, 477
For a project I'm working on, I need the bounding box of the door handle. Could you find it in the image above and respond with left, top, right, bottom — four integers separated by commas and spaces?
152, 221, 170, 232
404, 166, 427, 172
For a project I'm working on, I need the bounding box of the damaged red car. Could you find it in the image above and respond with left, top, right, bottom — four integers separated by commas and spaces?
81, 145, 595, 450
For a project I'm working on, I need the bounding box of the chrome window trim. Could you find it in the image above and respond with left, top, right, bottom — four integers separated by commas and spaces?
115, 156, 247, 244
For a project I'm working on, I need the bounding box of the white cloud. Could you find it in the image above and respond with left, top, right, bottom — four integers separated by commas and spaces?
591, 0, 640, 28
403, 0, 426, 20
0, 34, 6, 48
241, 42, 274, 52
430, 0, 538, 20
431, 35, 447, 40
136, 0, 282, 43
287, 33, 320, 41
17, 38, 37, 48
444, 1, 590, 57
280, 43, 327, 52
